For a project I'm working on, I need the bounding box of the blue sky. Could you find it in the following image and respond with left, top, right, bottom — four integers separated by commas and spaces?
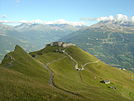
0, 0, 134, 25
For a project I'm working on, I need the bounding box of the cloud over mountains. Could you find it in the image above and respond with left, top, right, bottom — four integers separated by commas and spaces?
0, 15, 7, 18
0, 19, 85, 26
81, 14, 134, 22
1, 14, 134, 26
97, 14, 133, 22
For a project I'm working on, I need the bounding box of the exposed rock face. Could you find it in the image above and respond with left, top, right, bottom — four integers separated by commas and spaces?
47, 42, 75, 48
2, 54, 15, 66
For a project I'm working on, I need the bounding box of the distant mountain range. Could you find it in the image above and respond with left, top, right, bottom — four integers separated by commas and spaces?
61, 20, 134, 71
0, 23, 86, 61
1, 20, 134, 72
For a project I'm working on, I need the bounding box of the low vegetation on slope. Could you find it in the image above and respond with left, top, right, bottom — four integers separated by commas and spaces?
0, 45, 83, 101
30, 45, 134, 101
0, 44, 134, 101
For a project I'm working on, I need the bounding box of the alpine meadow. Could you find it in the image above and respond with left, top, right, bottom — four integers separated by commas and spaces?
0, 0, 134, 101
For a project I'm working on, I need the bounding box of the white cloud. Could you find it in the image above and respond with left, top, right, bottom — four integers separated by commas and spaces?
80, 17, 97, 21
16, 0, 21, 3
0, 20, 16, 23
0, 19, 86, 26
81, 14, 134, 23
115, 14, 128, 21
18, 19, 44, 24
131, 16, 134, 22
97, 15, 114, 21
44, 19, 86, 26
97, 14, 129, 22
0, 15, 7, 18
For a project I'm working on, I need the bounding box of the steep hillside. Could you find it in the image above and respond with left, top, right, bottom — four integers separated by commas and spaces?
61, 21, 134, 72
0, 45, 82, 101
30, 42, 134, 101
0, 35, 34, 62
0, 43, 134, 101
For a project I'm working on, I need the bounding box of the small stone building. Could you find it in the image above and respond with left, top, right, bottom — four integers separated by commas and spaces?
75, 67, 85, 71
100, 80, 110, 84
46, 42, 75, 48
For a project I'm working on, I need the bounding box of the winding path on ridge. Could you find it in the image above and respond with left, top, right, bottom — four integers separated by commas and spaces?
63, 51, 78, 69
36, 51, 100, 98
81, 60, 100, 68
37, 56, 84, 98
63, 51, 100, 69
63, 51, 100, 83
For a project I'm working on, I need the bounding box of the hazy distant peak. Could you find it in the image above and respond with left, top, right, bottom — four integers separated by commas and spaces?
86, 19, 134, 33
14, 23, 86, 31
99, 20, 134, 27
0, 19, 86, 26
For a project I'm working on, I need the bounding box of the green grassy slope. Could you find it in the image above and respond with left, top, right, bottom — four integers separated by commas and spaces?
30, 45, 134, 101
0, 45, 83, 101
0, 45, 134, 101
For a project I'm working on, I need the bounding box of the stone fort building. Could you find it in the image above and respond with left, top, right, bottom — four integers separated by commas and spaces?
46, 42, 76, 48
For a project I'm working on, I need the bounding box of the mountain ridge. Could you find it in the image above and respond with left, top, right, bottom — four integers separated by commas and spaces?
0, 23, 87, 62
1, 43, 134, 101
85, 20, 134, 33
61, 21, 134, 72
